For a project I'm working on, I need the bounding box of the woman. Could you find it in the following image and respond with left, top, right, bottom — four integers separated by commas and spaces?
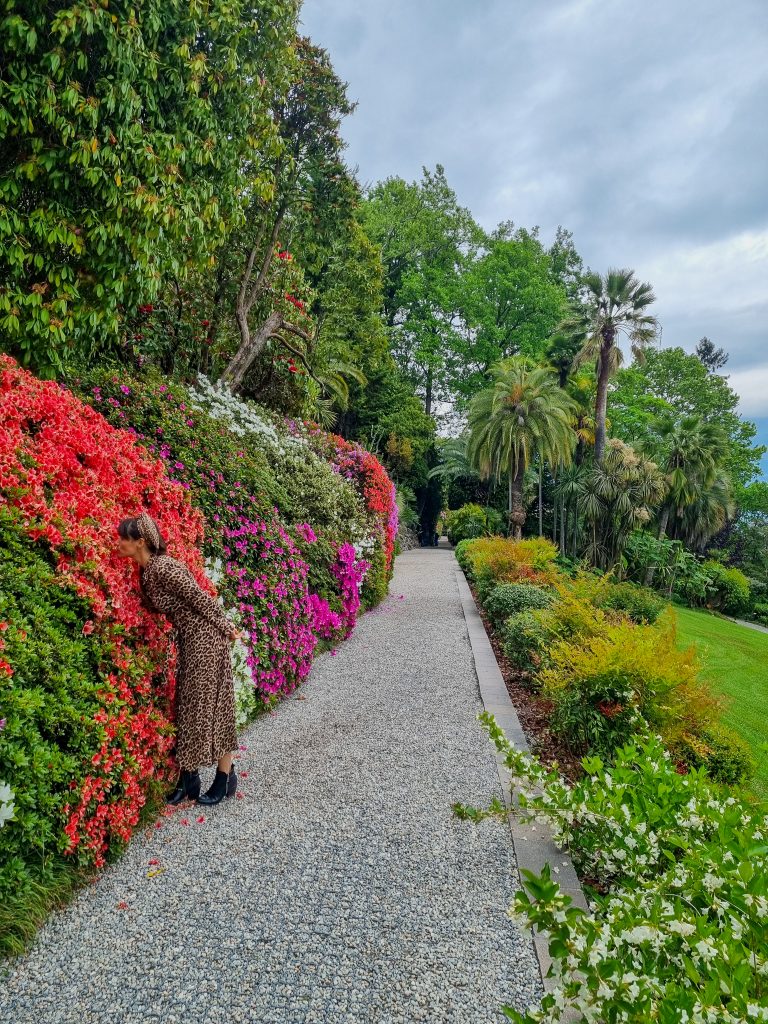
117, 511, 240, 806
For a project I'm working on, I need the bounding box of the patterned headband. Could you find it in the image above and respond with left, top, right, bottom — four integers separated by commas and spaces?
135, 511, 161, 551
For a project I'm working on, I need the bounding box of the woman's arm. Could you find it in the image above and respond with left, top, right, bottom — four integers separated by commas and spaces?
160, 559, 234, 637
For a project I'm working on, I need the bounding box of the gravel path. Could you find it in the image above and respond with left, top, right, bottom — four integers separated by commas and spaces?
0, 545, 541, 1023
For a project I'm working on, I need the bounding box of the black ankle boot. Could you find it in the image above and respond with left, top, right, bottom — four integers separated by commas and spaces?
226, 766, 237, 798
166, 769, 201, 805
197, 768, 229, 806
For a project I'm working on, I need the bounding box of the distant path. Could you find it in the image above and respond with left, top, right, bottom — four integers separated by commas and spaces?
728, 616, 768, 634
0, 545, 540, 1024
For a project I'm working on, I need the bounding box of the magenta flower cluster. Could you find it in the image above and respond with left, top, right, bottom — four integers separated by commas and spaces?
307, 592, 344, 639
224, 517, 317, 696
332, 542, 370, 638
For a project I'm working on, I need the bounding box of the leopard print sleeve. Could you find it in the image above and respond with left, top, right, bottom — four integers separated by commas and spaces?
159, 558, 233, 637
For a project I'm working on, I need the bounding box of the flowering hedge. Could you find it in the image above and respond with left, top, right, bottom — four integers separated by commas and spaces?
0, 355, 218, 950
459, 717, 768, 1024
0, 357, 397, 952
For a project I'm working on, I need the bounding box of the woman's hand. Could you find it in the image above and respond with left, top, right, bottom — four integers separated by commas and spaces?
228, 626, 247, 643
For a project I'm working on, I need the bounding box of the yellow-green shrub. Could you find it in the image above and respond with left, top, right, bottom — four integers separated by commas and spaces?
540, 611, 718, 755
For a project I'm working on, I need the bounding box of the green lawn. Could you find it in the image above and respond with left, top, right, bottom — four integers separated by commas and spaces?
674, 606, 768, 799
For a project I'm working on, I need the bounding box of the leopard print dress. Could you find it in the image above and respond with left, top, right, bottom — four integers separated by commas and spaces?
140, 554, 238, 771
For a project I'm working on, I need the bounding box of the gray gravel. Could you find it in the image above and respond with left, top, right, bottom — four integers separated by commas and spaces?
0, 545, 541, 1023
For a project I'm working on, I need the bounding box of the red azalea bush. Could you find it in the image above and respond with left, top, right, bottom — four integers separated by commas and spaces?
0, 355, 212, 887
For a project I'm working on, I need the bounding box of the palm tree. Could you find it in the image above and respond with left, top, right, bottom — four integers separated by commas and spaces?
466, 358, 576, 540
642, 414, 727, 584
675, 468, 735, 552
577, 438, 665, 569
648, 415, 726, 541
426, 435, 477, 484
559, 269, 658, 463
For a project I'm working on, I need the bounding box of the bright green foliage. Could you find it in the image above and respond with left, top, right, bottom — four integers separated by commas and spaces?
699, 560, 751, 615
362, 165, 482, 415
623, 531, 712, 601
540, 613, 716, 756
444, 503, 503, 546
453, 226, 569, 404
594, 580, 667, 624
675, 725, 755, 786
483, 582, 552, 629
467, 359, 576, 539
500, 611, 551, 678
610, 347, 765, 489
0, 0, 297, 376
574, 438, 665, 569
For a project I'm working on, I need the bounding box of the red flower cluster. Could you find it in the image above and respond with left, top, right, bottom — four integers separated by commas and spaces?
283, 292, 307, 315
0, 355, 210, 866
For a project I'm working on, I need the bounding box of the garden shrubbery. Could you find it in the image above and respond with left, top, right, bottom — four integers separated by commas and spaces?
461, 718, 768, 1024
483, 582, 553, 629
0, 356, 398, 953
444, 503, 503, 546
457, 534, 752, 783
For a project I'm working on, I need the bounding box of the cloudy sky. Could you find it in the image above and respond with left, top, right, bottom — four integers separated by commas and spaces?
300, 0, 768, 469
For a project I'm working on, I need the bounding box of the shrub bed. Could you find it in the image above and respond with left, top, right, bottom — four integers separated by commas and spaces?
457, 535, 752, 783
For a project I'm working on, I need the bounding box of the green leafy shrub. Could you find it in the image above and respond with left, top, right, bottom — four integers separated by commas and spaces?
540, 614, 717, 756
444, 503, 502, 545
483, 582, 553, 629
595, 580, 667, 624
752, 600, 768, 626
500, 611, 552, 678
463, 719, 768, 1024
454, 538, 474, 575
458, 536, 558, 586
673, 725, 755, 785
700, 559, 751, 614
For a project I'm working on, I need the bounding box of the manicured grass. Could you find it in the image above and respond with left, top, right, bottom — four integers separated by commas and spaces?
674, 606, 768, 800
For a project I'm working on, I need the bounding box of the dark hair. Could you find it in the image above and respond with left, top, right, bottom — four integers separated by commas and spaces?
117, 517, 167, 556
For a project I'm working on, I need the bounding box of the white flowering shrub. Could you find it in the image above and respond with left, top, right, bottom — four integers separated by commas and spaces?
190, 375, 367, 539
0, 780, 14, 827
205, 556, 257, 727
455, 714, 768, 1023
188, 375, 281, 444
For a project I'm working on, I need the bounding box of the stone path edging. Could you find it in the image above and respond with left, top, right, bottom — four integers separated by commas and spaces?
455, 566, 588, 990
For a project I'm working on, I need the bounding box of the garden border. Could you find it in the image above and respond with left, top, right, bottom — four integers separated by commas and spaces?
455, 566, 588, 991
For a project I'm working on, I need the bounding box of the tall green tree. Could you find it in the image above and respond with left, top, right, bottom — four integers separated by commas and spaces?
577, 439, 665, 569
559, 269, 658, 464
640, 414, 728, 583
452, 225, 570, 405
466, 359, 576, 539
362, 165, 482, 415
0, 0, 297, 377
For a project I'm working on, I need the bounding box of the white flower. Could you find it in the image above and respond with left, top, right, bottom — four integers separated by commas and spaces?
0, 781, 15, 827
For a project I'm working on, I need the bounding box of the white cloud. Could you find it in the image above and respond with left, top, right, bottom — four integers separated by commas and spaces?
725, 364, 768, 417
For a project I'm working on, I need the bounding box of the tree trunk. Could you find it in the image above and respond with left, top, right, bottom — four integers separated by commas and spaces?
552, 474, 558, 544
508, 460, 526, 541
593, 339, 612, 464
220, 309, 282, 393
644, 506, 671, 588
538, 461, 543, 537
560, 496, 567, 556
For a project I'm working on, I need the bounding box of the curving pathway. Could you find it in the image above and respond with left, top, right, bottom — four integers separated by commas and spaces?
0, 544, 541, 1024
